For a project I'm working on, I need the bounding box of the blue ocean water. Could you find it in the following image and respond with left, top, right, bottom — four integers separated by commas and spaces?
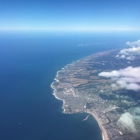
0, 31, 139, 140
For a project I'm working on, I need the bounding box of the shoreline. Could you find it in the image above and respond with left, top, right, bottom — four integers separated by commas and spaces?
51, 82, 67, 113
51, 87, 108, 140
87, 111, 109, 140
51, 68, 109, 140
50, 48, 140, 140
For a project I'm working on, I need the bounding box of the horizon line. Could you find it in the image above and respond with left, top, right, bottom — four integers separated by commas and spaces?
0, 27, 140, 32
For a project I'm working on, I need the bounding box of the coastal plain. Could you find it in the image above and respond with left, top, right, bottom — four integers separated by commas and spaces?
51, 49, 140, 140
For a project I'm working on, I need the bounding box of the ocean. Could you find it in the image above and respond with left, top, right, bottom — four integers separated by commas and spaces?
0, 31, 139, 140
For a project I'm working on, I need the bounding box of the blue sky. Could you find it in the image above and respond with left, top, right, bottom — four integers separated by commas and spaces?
0, 0, 140, 31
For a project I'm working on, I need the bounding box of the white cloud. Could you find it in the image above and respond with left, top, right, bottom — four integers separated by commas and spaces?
98, 70, 120, 77
77, 42, 103, 47
77, 44, 84, 47
120, 55, 125, 59
98, 66, 140, 91
116, 80, 140, 91
118, 107, 140, 133
126, 40, 140, 47
116, 40, 140, 60
118, 112, 137, 133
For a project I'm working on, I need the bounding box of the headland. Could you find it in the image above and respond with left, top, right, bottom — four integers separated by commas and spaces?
51, 49, 140, 140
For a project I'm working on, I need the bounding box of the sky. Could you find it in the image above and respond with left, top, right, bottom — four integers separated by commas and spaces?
1, 0, 140, 32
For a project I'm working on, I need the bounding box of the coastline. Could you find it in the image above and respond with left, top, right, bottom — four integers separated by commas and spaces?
52, 91, 108, 140
51, 63, 109, 140
87, 111, 109, 140
50, 49, 140, 140
51, 80, 108, 140
51, 79, 67, 113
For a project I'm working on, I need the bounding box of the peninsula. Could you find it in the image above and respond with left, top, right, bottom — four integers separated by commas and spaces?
51, 48, 140, 140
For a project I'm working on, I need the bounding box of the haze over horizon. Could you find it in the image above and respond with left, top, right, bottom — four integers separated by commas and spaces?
1, 0, 140, 32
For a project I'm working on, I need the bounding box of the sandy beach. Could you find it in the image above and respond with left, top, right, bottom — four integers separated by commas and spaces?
87, 111, 109, 140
